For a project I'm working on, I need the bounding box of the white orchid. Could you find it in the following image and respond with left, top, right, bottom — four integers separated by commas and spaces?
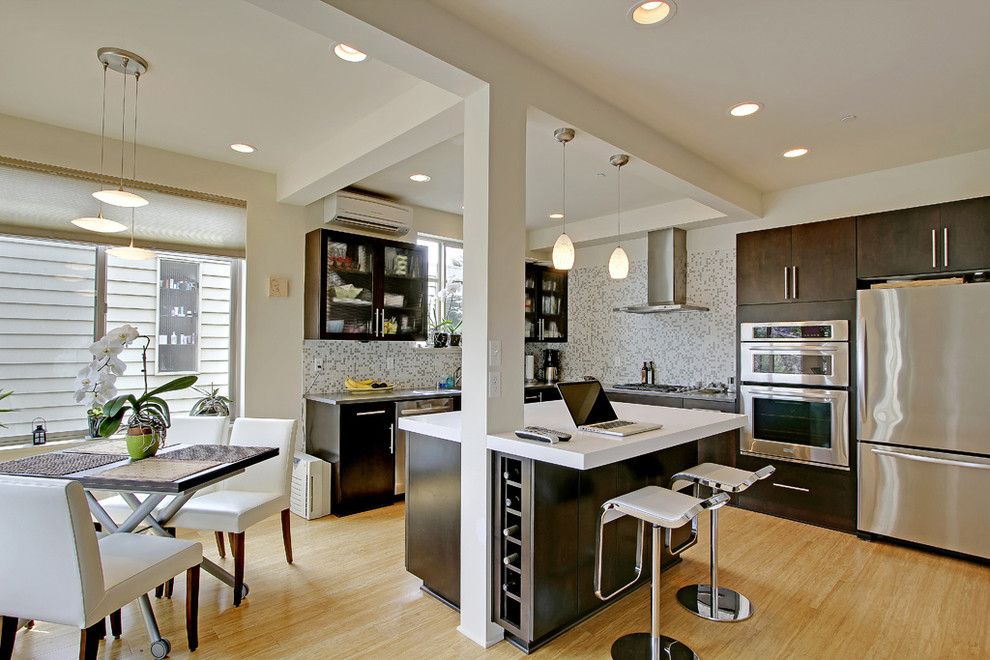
89, 336, 124, 358
94, 379, 118, 405
106, 324, 140, 346
75, 325, 142, 412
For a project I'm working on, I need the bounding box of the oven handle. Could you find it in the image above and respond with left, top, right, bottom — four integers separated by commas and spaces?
741, 343, 846, 353
870, 447, 990, 471
742, 387, 842, 402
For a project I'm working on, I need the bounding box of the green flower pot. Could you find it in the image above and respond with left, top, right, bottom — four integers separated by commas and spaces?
126, 427, 160, 460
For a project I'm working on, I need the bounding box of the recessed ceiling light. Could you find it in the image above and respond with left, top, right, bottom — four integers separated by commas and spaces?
409, 174, 431, 183
230, 143, 256, 154
782, 147, 810, 159
729, 102, 762, 117
333, 43, 367, 63
549, 212, 564, 219
840, 114, 857, 123
630, 0, 676, 25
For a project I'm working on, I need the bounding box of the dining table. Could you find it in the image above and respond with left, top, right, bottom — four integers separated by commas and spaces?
0, 440, 279, 654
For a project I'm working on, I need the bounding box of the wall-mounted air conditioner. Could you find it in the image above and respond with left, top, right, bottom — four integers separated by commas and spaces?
323, 190, 412, 237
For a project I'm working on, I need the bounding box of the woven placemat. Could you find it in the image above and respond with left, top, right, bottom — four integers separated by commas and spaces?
95, 458, 222, 482
0, 452, 123, 477
160, 445, 273, 463
63, 440, 132, 456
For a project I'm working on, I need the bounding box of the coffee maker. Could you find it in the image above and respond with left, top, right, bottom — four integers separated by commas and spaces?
543, 349, 561, 383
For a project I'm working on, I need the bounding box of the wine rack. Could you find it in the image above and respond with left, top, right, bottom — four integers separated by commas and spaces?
494, 454, 531, 639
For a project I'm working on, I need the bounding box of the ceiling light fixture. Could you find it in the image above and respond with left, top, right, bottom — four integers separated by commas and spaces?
551, 128, 576, 271
409, 174, 432, 183
549, 212, 564, 219
782, 147, 810, 158
729, 102, 762, 117
608, 154, 631, 280
92, 48, 149, 209
333, 43, 367, 63
73, 58, 126, 233
630, 0, 676, 25
230, 143, 256, 153
107, 210, 156, 261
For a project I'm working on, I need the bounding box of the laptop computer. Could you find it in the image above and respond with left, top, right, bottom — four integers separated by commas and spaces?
556, 379, 662, 437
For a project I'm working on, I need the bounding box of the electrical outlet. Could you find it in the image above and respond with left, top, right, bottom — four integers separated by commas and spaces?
612, 355, 621, 367
386, 356, 395, 370
488, 340, 502, 367
313, 358, 323, 371
488, 371, 501, 398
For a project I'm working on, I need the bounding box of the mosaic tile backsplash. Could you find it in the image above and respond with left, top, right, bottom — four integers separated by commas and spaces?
303, 341, 462, 394
303, 248, 736, 394
527, 248, 737, 387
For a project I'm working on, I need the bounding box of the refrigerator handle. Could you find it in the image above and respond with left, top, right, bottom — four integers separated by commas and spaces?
871, 447, 990, 471
857, 313, 867, 437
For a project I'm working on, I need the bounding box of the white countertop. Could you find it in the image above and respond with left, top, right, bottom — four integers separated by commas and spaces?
398, 400, 745, 470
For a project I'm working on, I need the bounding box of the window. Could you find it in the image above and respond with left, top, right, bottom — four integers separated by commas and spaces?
417, 235, 463, 330
0, 234, 239, 446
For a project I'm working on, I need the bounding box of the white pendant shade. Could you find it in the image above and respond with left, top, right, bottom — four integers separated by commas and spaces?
608, 245, 629, 279
71, 215, 127, 233
107, 244, 156, 261
93, 189, 149, 208
552, 232, 575, 270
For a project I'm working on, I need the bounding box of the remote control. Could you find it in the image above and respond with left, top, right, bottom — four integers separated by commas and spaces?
514, 426, 572, 444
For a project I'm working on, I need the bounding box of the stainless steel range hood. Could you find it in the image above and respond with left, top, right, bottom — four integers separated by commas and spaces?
615, 228, 709, 313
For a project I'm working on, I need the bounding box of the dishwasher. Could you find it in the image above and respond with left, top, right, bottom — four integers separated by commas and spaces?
394, 397, 456, 495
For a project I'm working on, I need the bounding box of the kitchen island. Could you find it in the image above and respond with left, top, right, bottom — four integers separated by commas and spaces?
399, 400, 745, 652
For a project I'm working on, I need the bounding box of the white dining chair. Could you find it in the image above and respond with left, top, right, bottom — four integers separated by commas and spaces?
0, 476, 203, 660
166, 417, 296, 606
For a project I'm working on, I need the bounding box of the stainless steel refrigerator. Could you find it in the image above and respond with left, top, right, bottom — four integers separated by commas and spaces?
857, 283, 990, 559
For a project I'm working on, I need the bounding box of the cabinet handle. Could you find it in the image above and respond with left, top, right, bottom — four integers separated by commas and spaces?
772, 482, 810, 493
389, 423, 395, 454
783, 267, 790, 299
524, 395, 540, 403
791, 266, 798, 299
355, 409, 387, 416
943, 226, 949, 269
379, 309, 385, 337
931, 229, 937, 269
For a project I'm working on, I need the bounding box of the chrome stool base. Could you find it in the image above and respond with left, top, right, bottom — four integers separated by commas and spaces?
611, 632, 698, 660
676, 584, 753, 622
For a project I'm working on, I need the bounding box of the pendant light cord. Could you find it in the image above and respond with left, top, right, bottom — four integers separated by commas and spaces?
616, 161, 622, 242
561, 139, 567, 233
99, 63, 108, 179
118, 64, 127, 191
129, 73, 141, 248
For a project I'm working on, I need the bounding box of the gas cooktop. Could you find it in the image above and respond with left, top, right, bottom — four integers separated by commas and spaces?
612, 383, 696, 393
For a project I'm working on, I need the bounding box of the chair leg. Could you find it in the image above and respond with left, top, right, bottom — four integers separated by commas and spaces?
215, 531, 226, 559
109, 609, 122, 639
95, 618, 106, 640
229, 532, 246, 607
154, 584, 164, 599
280, 508, 293, 564
1, 615, 18, 660
79, 621, 102, 660
186, 565, 200, 652
163, 528, 176, 598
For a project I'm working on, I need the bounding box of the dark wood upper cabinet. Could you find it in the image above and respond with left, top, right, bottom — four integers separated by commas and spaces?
857, 206, 939, 279
791, 218, 857, 302
737, 219, 855, 304
525, 264, 568, 342
737, 226, 791, 304
940, 197, 990, 273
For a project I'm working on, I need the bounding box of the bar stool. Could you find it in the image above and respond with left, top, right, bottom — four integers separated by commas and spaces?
670, 463, 775, 622
594, 485, 730, 660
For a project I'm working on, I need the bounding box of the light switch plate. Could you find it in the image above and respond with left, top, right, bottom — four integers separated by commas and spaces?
268, 276, 288, 297
612, 355, 621, 367
386, 356, 395, 370
488, 371, 501, 398
488, 339, 502, 367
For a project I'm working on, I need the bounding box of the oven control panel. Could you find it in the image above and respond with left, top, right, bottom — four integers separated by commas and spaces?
741, 320, 848, 342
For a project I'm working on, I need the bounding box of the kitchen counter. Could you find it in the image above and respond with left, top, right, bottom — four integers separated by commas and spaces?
398, 399, 744, 470
605, 386, 736, 403
305, 388, 461, 405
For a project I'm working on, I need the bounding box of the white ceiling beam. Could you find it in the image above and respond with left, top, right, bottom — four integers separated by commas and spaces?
320, 0, 763, 220
277, 84, 462, 205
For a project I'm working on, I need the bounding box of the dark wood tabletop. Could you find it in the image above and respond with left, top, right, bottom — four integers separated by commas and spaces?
1, 443, 279, 494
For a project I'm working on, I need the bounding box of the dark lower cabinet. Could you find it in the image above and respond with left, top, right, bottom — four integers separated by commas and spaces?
734, 454, 855, 532
305, 400, 397, 516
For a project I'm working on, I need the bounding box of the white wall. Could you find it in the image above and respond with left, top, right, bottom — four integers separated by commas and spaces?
0, 113, 307, 425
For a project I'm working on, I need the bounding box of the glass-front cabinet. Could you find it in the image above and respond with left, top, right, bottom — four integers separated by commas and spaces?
156, 258, 201, 373
305, 229, 428, 341
524, 263, 568, 343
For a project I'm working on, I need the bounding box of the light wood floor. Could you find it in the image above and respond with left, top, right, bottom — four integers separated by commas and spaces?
10, 504, 989, 659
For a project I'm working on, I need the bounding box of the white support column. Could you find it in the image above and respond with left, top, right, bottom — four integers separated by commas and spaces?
459, 84, 527, 647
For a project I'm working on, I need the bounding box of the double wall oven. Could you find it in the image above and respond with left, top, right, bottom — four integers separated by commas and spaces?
739, 320, 850, 470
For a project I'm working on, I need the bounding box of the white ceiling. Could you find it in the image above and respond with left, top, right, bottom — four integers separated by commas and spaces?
431, 0, 990, 192
355, 111, 687, 228
0, 0, 423, 175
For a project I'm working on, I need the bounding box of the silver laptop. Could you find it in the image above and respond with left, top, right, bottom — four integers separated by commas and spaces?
556, 380, 662, 437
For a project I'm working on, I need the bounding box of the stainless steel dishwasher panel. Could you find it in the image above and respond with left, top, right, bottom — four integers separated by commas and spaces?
395, 397, 456, 495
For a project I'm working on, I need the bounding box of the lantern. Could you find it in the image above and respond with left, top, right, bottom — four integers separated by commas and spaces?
32, 418, 47, 446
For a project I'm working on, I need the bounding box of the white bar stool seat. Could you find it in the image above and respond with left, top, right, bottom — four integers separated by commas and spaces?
594, 485, 730, 660
671, 462, 775, 623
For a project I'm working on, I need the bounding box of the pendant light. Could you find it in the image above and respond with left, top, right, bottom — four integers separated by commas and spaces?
551, 127, 576, 270
93, 48, 149, 209
72, 60, 127, 233
108, 211, 156, 261
608, 154, 630, 280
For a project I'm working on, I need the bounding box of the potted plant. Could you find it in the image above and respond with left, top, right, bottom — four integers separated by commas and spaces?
429, 306, 451, 348
190, 384, 233, 416
75, 324, 139, 436
0, 389, 14, 429
448, 320, 463, 347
